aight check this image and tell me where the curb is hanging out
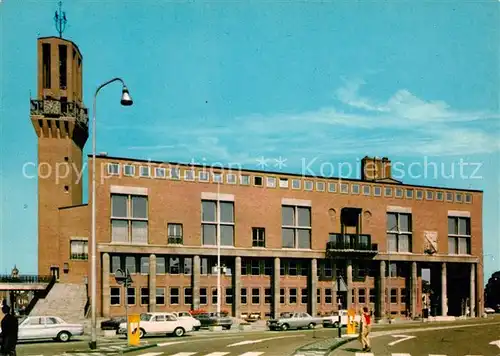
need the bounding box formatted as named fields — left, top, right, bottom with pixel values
left=64, top=343, right=156, bottom=354
left=292, top=336, right=357, bottom=356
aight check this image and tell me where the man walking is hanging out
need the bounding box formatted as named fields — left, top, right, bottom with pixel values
left=359, top=306, right=372, bottom=352
left=0, top=304, right=18, bottom=356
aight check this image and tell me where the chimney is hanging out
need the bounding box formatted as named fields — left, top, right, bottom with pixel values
left=361, top=156, right=392, bottom=181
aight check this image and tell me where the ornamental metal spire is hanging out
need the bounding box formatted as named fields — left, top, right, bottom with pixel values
left=54, top=1, right=67, bottom=38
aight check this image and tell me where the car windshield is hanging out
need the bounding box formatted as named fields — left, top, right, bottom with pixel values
left=140, top=313, right=152, bottom=321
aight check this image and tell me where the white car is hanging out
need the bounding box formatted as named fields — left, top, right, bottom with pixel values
left=172, top=311, right=201, bottom=331
left=484, top=307, right=496, bottom=314
left=118, top=312, right=193, bottom=338
left=0, top=316, right=84, bottom=342
left=322, top=310, right=361, bottom=328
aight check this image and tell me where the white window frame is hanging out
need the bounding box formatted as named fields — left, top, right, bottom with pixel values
left=201, top=199, right=235, bottom=247
left=455, top=192, right=463, bottom=203
left=384, top=187, right=393, bottom=197
left=123, top=165, right=135, bottom=176
left=279, top=178, right=289, bottom=188
left=328, top=182, right=337, bottom=193
left=362, top=185, right=371, bottom=196
left=291, top=179, right=301, bottom=190
left=156, top=287, right=165, bottom=305
left=416, top=190, right=424, bottom=200
left=436, top=191, right=444, bottom=201
left=226, top=173, right=237, bottom=184
left=406, top=189, right=414, bottom=199
left=127, top=287, right=136, bottom=305
left=448, top=216, right=471, bottom=255
left=110, top=287, right=120, bottom=305
left=351, top=184, right=360, bottom=194
left=140, top=287, right=149, bottom=305
left=465, top=193, right=472, bottom=204
left=155, top=167, right=166, bottom=178
left=212, top=172, right=223, bottom=183
left=184, top=287, right=192, bottom=305
left=386, top=212, right=412, bottom=253
left=316, top=181, right=325, bottom=191
left=199, top=171, right=209, bottom=182
left=170, top=167, right=180, bottom=180
left=281, top=205, right=312, bottom=249
left=373, top=186, right=382, bottom=196
left=70, top=239, right=88, bottom=260
left=184, top=169, right=195, bottom=181
left=426, top=191, right=434, bottom=200
left=167, top=223, right=183, bottom=244
left=139, top=166, right=151, bottom=177
left=240, top=175, right=250, bottom=185
left=445, top=192, right=454, bottom=202
left=340, top=183, right=349, bottom=194
left=266, top=176, right=276, bottom=188
left=251, top=288, right=260, bottom=305
left=107, top=163, right=120, bottom=175
left=253, top=176, right=263, bottom=186
left=304, top=180, right=313, bottom=191
left=110, top=194, right=149, bottom=244
left=395, top=188, right=403, bottom=198
left=170, top=287, right=180, bottom=305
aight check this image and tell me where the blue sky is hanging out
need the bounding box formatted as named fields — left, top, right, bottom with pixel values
left=0, top=1, right=498, bottom=281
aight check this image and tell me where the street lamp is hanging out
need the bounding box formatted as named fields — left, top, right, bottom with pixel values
left=89, top=78, right=133, bottom=350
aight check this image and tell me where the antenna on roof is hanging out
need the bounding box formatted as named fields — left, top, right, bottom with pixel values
left=54, top=1, right=67, bottom=38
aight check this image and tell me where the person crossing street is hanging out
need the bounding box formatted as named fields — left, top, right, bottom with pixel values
left=359, top=306, right=372, bottom=352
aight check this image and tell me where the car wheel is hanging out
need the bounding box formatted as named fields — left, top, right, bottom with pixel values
left=333, top=321, right=339, bottom=328
left=57, top=331, right=71, bottom=342
left=280, top=323, right=289, bottom=331
left=137, top=328, right=145, bottom=339
left=308, top=323, right=315, bottom=329
left=174, top=327, right=185, bottom=337
left=223, top=325, right=231, bottom=330
left=194, top=326, right=200, bottom=331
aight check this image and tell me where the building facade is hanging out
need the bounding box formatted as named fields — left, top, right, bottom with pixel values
left=30, top=35, right=484, bottom=321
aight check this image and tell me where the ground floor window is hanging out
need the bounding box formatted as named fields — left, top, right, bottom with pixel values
left=170, top=287, right=180, bottom=305
left=252, top=288, right=260, bottom=304
left=110, top=287, right=120, bottom=305
left=127, top=287, right=135, bottom=305
left=140, top=288, right=149, bottom=305
left=241, top=288, right=247, bottom=304
left=200, top=288, right=207, bottom=305
left=184, top=288, right=192, bottom=305
left=156, top=288, right=165, bottom=305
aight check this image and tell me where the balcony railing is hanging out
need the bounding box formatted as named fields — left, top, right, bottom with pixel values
left=70, top=253, right=89, bottom=260
left=30, top=99, right=89, bottom=127
left=0, top=274, right=55, bottom=284
left=326, top=234, right=378, bottom=253
left=168, top=236, right=183, bottom=244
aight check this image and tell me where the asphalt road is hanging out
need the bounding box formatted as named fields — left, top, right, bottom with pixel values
left=332, top=319, right=500, bottom=356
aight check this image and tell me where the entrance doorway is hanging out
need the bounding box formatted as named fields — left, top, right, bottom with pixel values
left=50, top=266, right=59, bottom=280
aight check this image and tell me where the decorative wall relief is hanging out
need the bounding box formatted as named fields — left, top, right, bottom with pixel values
left=424, top=231, right=438, bottom=254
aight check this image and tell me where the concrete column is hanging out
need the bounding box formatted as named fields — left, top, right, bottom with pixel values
left=441, top=262, right=447, bottom=316
left=273, top=257, right=280, bottom=318
left=309, top=259, right=318, bottom=316
left=233, top=257, right=241, bottom=318
left=411, top=261, right=417, bottom=319
left=377, top=260, right=386, bottom=319
left=347, top=259, right=353, bottom=309
left=102, top=253, right=110, bottom=317
left=192, top=255, right=201, bottom=310
left=470, top=263, right=476, bottom=317
left=149, top=254, right=156, bottom=312
left=332, top=262, right=337, bottom=311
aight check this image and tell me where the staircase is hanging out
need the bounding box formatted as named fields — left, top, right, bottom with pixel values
left=30, top=283, right=88, bottom=324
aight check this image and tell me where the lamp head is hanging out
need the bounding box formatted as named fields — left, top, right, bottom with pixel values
left=120, top=86, right=133, bottom=106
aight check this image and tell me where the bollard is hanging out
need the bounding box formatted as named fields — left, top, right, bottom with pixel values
left=337, top=315, right=342, bottom=338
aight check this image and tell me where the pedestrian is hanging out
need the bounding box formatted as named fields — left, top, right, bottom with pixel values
left=359, top=306, right=372, bottom=352
left=0, top=304, right=18, bottom=356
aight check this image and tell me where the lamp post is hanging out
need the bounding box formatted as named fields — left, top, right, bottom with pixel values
left=89, top=78, right=133, bottom=350
left=216, top=177, right=221, bottom=315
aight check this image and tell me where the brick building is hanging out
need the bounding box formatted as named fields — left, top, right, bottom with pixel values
left=30, top=35, right=484, bottom=321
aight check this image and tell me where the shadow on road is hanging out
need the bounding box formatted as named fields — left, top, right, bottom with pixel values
left=342, top=347, right=363, bottom=353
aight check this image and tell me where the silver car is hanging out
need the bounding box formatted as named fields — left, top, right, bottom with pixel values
left=0, top=316, right=84, bottom=342
left=267, top=312, right=323, bottom=331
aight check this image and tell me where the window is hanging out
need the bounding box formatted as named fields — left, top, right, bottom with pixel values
left=169, top=257, right=180, bottom=274
left=406, top=189, right=413, bottom=199
left=395, top=188, right=403, bottom=198
left=426, top=191, right=434, bottom=200
left=455, top=193, right=463, bottom=203
left=170, top=167, right=180, bottom=180
left=391, top=289, right=397, bottom=303
left=241, top=288, right=247, bottom=304
left=316, top=182, right=325, bottom=191
left=401, top=288, right=406, bottom=303
left=211, top=288, right=218, bottom=304
left=110, top=287, right=120, bottom=305
left=301, top=288, right=308, bottom=304
left=325, top=289, right=332, bottom=304
left=168, top=223, right=183, bottom=244
left=111, top=194, right=148, bottom=244
left=340, top=183, right=349, bottom=194
left=328, top=183, right=337, bottom=192
left=317, top=289, right=321, bottom=304
left=184, top=288, right=192, bottom=305
left=127, top=287, right=136, bottom=305
left=156, top=257, right=166, bottom=274
left=369, top=289, right=376, bottom=303
left=289, top=288, right=297, bottom=304
left=125, top=256, right=136, bottom=273
left=436, top=191, right=444, bottom=201
left=111, top=256, right=121, bottom=273
left=465, top=193, right=472, bottom=203
left=266, top=177, right=276, bottom=188
left=386, top=212, right=412, bottom=253
left=108, top=163, right=119, bottom=175
left=155, top=167, right=166, bottom=178
left=448, top=216, right=471, bottom=255
left=42, top=43, right=51, bottom=88
left=446, top=192, right=453, bottom=202
left=281, top=205, right=312, bottom=249
left=292, top=179, right=301, bottom=190
left=374, top=186, right=382, bottom=196
left=199, top=171, right=209, bottom=182
left=279, top=178, right=289, bottom=188
left=140, top=257, right=149, bottom=274
left=358, top=289, right=366, bottom=304
left=184, top=258, right=192, bottom=275
left=304, top=180, right=313, bottom=191
left=170, top=287, right=180, bottom=305
left=416, top=190, right=423, bottom=200
left=351, top=184, right=360, bottom=194
left=184, top=169, right=195, bottom=181
left=240, top=175, right=250, bottom=185
left=252, top=227, right=265, bottom=247
left=254, top=176, right=263, bottom=186
left=251, top=288, right=260, bottom=304
left=264, top=288, right=271, bottom=304
left=213, top=173, right=222, bottom=183
left=124, top=165, right=135, bottom=176
left=200, top=288, right=207, bottom=305
left=227, top=174, right=236, bottom=184
left=225, top=288, right=233, bottom=304
left=70, top=240, right=88, bottom=260
left=362, top=185, right=371, bottom=196
left=59, top=45, right=67, bottom=88
left=384, top=187, right=393, bottom=197
left=156, top=288, right=165, bottom=305
left=201, top=200, right=234, bottom=246
left=139, top=166, right=150, bottom=177
left=140, top=288, right=149, bottom=305
left=280, top=289, right=285, bottom=304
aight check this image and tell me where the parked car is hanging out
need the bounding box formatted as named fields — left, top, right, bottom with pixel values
left=322, top=310, right=361, bottom=328
left=484, top=307, right=496, bottom=314
left=118, top=312, right=193, bottom=338
left=267, top=312, right=323, bottom=331
left=0, top=316, right=84, bottom=342
left=193, top=312, right=233, bottom=329
left=100, top=316, right=126, bottom=331
left=171, top=311, right=201, bottom=331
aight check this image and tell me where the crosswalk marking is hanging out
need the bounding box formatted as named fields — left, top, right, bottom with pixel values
left=392, top=354, right=412, bottom=356
left=169, top=353, right=197, bottom=356
left=238, top=353, right=264, bottom=356
left=355, top=353, right=374, bottom=356
left=203, top=353, right=230, bottom=356
left=139, top=353, right=164, bottom=356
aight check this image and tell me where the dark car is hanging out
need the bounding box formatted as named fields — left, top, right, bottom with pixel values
left=100, top=316, right=126, bottom=331
left=193, top=312, right=233, bottom=330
